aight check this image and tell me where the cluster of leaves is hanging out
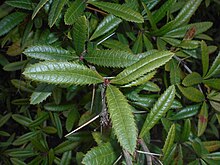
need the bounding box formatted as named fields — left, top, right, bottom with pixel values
left=0, top=0, right=220, bottom=164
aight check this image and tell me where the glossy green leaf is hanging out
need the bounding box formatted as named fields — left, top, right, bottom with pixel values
left=13, top=131, right=39, bottom=146
left=206, top=152, right=220, bottom=160
left=178, top=86, right=205, bottom=102
left=48, top=0, right=67, bottom=27
left=85, top=49, right=137, bottom=68
left=53, top=113, right=63, bottom=138
left=8, top=149, right=37, bottom=157
left=111, top=51, right=174, bottom=85
left=29, top=112, right=49, bottom=128
left=32, top=0, right=49, bottom=19
left=23, top=61, right=103, bottom=85
left=54, top=140, right=79, bottom=154
left=170, top=59, right=181, bottom=85
left=88, top=1, right=144, bottom=23
left=90, top=14, right=122, bottom=40
left=178, top=40, right=200, bottom=49
left=201, top=41, right=209, bottom=76
left=44, top=103, right=73, bottom=112
left=64, top=0, right=85, bottom=25
left=203, top=79, right=220, bottom=90
left=10, top=158, right=27, bottom=165
left=102, top=39, right=131, bottom=52
left=30, top=84, right=54, bottom=105
left=72, top=16, right=87, bottom=55
left=82, top=142, right=118, bottom=165
left=172, top=0, right=202, bottom=29
left=165, top=22, right=213, bottom=38
left=152, top=0, right=176, bottom=24
left=0, top=113, right=11, bottom=128
left=204, top=51, right=220, bottom=79
left=6, top=0, right=32, bottom=10
left=60, top=151, right=72, bottom=165
left=12, top=114, right=33, bottom=127
left=162, top=124, right=176, bottom=161
left=106, top=85, right=137, bottom=153
left=66, top=108, right=79, bottom=132
left=198, top=102, right=208, bottom=136
left=3, top=60, right=28, bottom=71
left=169, top=104, right=201, bottom=120
left=0, top=12, right=26, bottom=37
left=143, top=35, right=153, bottom=50
left=132, top=33, right=143, bottom=54
left=180, top=119, right=191, bottom=142
left=122, top=71, right=156, bottom=88
left=24, top=45, right=76, bottom=61
left=203, top=141, right=220, bottom=152
left=139, top=85, right=176, bottom=138
left=182, top=72, right=203, bottom=86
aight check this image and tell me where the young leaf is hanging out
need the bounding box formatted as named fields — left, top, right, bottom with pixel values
left=172, top=0, right=202, bottom=29
left=82, top=142, right=118, bottom=165
left=198, top=102, right=208, bottom=137
left=72, top=16, right=88, bottom=55
left=106, top=85, right=137, bottom=153
left=203, top=141, right=220, bottom=152
left=90, top=14, right=122, bottom=40
left=0, top=12, right=26, bottom=37
left=88, top=1, right=144, bottom=23
left=64, top=0, right=85, bottom=25
left=204, top=51, right=220, bottom=79
left=111, top=51, right=174, bottom=85
left=48, top=0, right=67, bottom=27
left=178, top=86, right=205, bottom=102
left=139, top=85, right=176, bottom=138
left=85, top=49, right=137, bottom=68
left=23, top=61, right=103, bottom=85
left=30, top=84, right=55, bottom=105
left=201, top=41, right=209, bottom=76
left=32, top=0, right=49, bottom=19
left=203, top=79, right=220, bottom=90
left=162, top=124, right=176, bottom=161
left=182, top=72, right=203, bottom=86
left=6, top=0, right=32, bottom=10
left=169, top=104, right=201, bottom=120
left=23, top=45, right=76, bottom=61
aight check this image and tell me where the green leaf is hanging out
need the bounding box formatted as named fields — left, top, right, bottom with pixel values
left=164, top=22, right=213, bottom=38
left=106, top=85, right=137, bottom=153
left=30, top=84, right=54, bottom=105
left=23, top=45, right=76, bottom=61
left=85, top=49, right=137, bottom=68
left=180, top=119, right=191, bottom=142
left=170, top=59, right=181, bottom=85
left=53, top=113, right=63, bottom=138
left=53, top=87, right=62, bottom=105
left=102, top=39, right=131, bottom=52
left=169, top=104, right=201, bottom=120
left=44, top=103, right=74, bottom=112
left=54, top=140, right=79, bottom=154
left=204, top=51, right=220, bottom=79
left=88, top=1, right=144, bottom=23
left=11, top=79, right=34, bottom=93
left=203, top=141, right=220, bottom=152
left=172, top=0, right=202, bottom=29
left=152, top=0, right=176, bottom=24
left=203, top=79, right=220, bottom=90
left=206, top=152, right=220, bottom=160
left=10, top=158, right=27, bottom=165
left=72, top=16, right=88, bottom=55
left=48, top=149, right=55, bottom=165
left=139, top=85, right=176, bottom=138
left=13, top=131, right=39, bottom=146
left=82, top=142, right=118, bottom=165
left=178, top=85, right=205, bottom=102
left=182, top=72, right=203, bottom=86
left=64, top=0, right=85, bottom=25
left=162, top=124, right=176, bottom=161
left=111, top=51, right=174, bottom=85
left=201, top=41, right=209, bottom=76
left=6, top=0, right=32, bottom=10
left=3, top=60, right=28, bottom=71
left=42, top=126, right=57, bottom=134
left=32, top=0, right=49, bottom=19
left=90, top=14, right=122, bottom=40
left=0, top=113, right=11, bottom=128
left=198, top=102, right=208, bottom=136
left=48, top=0, right=67, bottom=27
left=0, top=12, right=26, bottom=37
left=143, top=35, right=153, bottom=50
left=66, top=108, right=79, bottom=132
left=132, top=33, right=143, bottom=54
left=29, top=112, right=49, bottom=128
left=122, top=71, right=156, bottom=88
left=8, top=149, right=37, bottom=158
left=12, top=114, right=33, bottom=127
left=60, top=151, right=72, bottom=165
left=23, top=61, right=103, bottom=85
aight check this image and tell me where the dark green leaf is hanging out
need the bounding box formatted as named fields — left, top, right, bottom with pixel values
left=12, top=114, right=33, bottom=127
left=32, top=0, right=49, bottom=19
left=44, top=103, right=74, bottom=112
left=203, top=79, right=220, bottom=90
left=170, top=59, right=181, bottom=85
left=53, top=113, right=63, bottom=138
left=0, top=113, right=11, bottom=128
left=60, top=151, right=72, bottom=165
left=54, top=140, right=79, bottom=154
left=66, top=108, right=79, bottom=132
left=182, top=72, right=203, bottom=86
left=29, top=112, right=49, bottom=127
left=13, top=131, right=40, bottom=146
left=180, top=119, right=191, bottom=142
left=6, top=0, right=32, bottom=10
left=3, top=60, right=28, bottom=71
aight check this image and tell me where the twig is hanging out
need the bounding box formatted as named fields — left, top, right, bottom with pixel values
left=113, top=154, right=122, bottom=165
left=97, top=33, right=115, bottom=45
left=136, top=150, right=162, bottom=157
left=86, top=6, right=107, bottom=15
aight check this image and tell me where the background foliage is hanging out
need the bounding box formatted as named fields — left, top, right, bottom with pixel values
left=0, top=0, right=220, bottom=164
